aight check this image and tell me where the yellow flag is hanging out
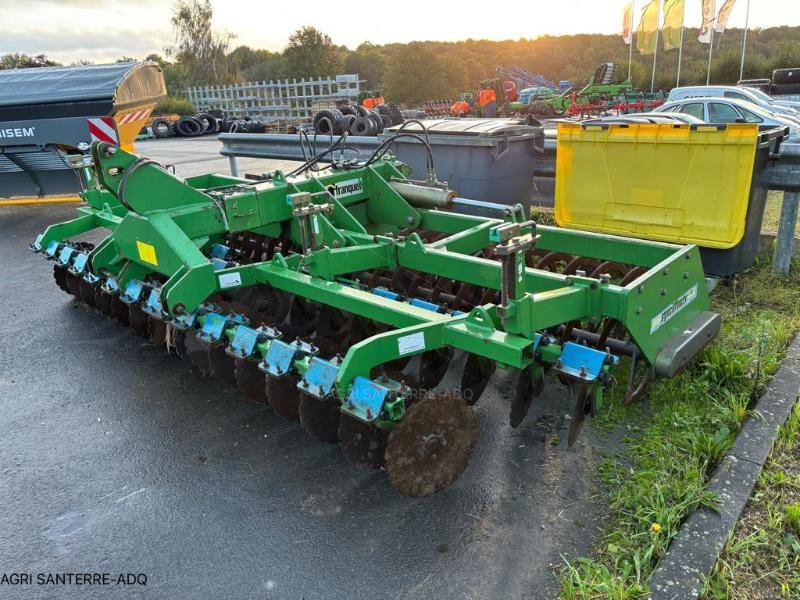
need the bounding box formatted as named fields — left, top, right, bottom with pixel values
left=637, top=0, right=660, bottom=55
left=662, top=0, right=685, bottom=51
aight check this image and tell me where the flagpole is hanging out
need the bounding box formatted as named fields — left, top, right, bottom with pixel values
left=676, top=1, right=685, bottom=87
left=628, top=1, right=635, bottom=81
left=706, top=0, right=717, bottom=85
left=651, top=0, right=662, bottom=93
left=739, top=0, right=751, bottom=81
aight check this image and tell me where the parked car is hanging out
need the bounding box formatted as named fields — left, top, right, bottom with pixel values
left=739, top=85, right=800, bottom=112
left=654, top=98, right=800, bottom=141
left=667, top=85, right=800, bottom=118
left=581, top=112, right=706, bottom=125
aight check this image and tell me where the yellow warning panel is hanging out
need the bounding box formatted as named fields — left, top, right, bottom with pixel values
left=554, top=123, right=760, bottom=249
left=136, top=240, right=158, bottom=266
left=114, top=103, right=156, bottom=152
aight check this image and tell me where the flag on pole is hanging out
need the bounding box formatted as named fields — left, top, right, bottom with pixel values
left=637, top=0, right=660, bottom=55
left=699, top=0, right=715, bottom=43
left=662, top=0, right=685, bottom=50
left=622, top=2, right=634, bottom=45
left=715, top=0, right=738, bottom=33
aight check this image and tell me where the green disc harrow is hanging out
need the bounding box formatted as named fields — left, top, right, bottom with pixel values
left=32, top=141, right=720, bottom=496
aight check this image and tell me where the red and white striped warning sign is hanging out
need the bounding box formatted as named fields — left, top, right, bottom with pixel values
left=87, top=117, right=118, bottom=144
left=117, top=108, right=151, bottom=125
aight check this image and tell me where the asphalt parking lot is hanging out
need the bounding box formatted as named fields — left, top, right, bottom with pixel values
left=0, top=137, right=610, bottom=599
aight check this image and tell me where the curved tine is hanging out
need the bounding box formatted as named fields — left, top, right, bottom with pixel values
left=563, top=255, right=600, bottom=276
left=479, top=287, right=498, bottom=305
left=620, top=266, right=648, bottom=286
left=453, top=282, right=478, bottom=311
left=536, top=251, right=572, bottom=272
left=589, top=261, right=631, bottom=280
left=624, top=353, right=652, bottom=405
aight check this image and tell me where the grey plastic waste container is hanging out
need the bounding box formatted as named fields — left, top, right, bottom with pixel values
left=380, top=118, right=544, bottom=215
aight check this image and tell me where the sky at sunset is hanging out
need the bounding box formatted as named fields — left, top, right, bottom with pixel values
left=0, top=0, right=797, bottom=64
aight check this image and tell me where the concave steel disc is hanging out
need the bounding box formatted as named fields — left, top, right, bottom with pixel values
left=94, top=287, right=115, bottom=317
left=184, top=332, right=212, bottom=375
left=266, top=374, right=301, bottom=421
left=147, top=316, right=168, bottom=347
left=128, top=304, right=149, bottom=336
left=208, top=342, right=237, bottom=385
left=234, top=358, right=268, bottom=404
left=339, top=413, right=388, bottom=470
left=111, top=297, right=131, bottom=326
left=385, top=392, right=477, bottom=497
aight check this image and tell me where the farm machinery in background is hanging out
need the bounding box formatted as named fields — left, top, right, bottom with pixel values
left=444, top=64, right=664, bottom=120
left=515, top=64, right=664, bottom=118
left=32, top=131, right=719, bottom=496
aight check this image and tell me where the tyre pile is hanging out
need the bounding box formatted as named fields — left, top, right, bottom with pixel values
left=311, top=102, right=404, bottom=136
left=151, top=111, right=267, bottom=139
left=772, top=69, right=800, bottom=96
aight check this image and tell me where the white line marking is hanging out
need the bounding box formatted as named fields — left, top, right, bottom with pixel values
left=115, top=487, right=146, bottom=503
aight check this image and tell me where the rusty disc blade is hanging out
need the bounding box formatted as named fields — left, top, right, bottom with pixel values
left=266, top=374, right=300, bottom=421
left=78, top=279, right=97, bottom=308
left=460, top=354, right=496, bottom=406
left=111, top=297, right=131, bottom=326
left=53, top=266, right=69, bottom=293
left=128, top=304, right=149, bottom=336
left=208, top=342, right=237, bottom=385
left=234, top=359, right=267, bottom=404
left=184, top=332, right=212, bottom=376
left=94, top=288, right=115, bottom=317
left=147, top=316, right=168, bottom=347
left=385, top=392, right=477, bottom=497
left=339, top=413, right=387, bottom=470
left=299, top=391, right=341, bottom=443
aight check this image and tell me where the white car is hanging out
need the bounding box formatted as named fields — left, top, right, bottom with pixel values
left=654, top=98, right=800, bottom=141
left=667, top=85, right=800, bottom=119
left=739, top=85, right=800, bottom=113
left=581, top=112, right=706, bottom=125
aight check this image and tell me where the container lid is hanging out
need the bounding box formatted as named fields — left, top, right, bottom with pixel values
left=0, top=62, right=167, bottom=110
left=385, top=118, right=542, bottom=138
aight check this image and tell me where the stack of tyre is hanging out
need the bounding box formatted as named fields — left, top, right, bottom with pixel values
left=772, top=69, right=800, bottom=96
left=312, top=102, right=404, bottom=137
left=151, top=112, right=266, bottom=138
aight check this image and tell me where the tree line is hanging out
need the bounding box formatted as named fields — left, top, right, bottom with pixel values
left=2, top=0, right=799, bottom=107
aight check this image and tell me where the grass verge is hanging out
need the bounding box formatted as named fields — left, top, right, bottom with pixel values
left=700, top=398, right=800, bottom=599
left=558, top=255, right=800, bottom=599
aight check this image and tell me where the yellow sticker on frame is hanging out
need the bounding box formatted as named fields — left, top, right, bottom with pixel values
left=136, top=241, right=158, bottom=266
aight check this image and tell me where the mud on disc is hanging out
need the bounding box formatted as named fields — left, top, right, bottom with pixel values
left=339, top=413, right=388, bottom=470
left=111, top=297, right=131, bottom=326
left=168, top=326, right=188, bottom=357
left=266, top=374, right=300, bottom=421
left=53, top=266, right=69, bottom=293
left=299, top=391, right=340, bottom=443
left=147, top=316, right=168, bottom=347
left=385, top=392, right=477, bottom=497
left=78, top=279, right=97, bottom=308
left=128, top=304, right=149, bottom=336
left=208, top=342, right=237, bottom=385
left=184, top=332, right=212, bottom=375
left=94, top=287, right=115, bottom=317
left=234, top=358, right=267, bottom=404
